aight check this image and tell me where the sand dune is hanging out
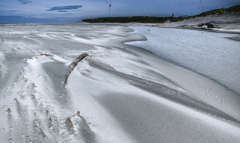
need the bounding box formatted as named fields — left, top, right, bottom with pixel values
left=0, top=24, right=240, bottom=143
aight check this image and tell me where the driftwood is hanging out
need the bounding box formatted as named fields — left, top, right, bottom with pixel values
left=65, top=52, right=89, bottom=84
left=69, top=111, right=80, bottom=128
left=39, top=53, right=51, bottom=56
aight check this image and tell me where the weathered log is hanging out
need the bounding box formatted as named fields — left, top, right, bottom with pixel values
left=65, top=52, right=89, bottom=84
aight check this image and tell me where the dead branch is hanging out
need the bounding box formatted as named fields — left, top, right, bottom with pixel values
left=65, top=52, right=88, bottom=84
left=39, top=53, right=51, bottom=56
left=69, top=111, right=81, bottom=128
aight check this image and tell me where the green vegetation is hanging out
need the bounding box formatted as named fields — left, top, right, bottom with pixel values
left=192, top=4, right=240, bottom=18
left=82, top=4, right=240, bottom=23
left=82, top=16, right=183, bottom=23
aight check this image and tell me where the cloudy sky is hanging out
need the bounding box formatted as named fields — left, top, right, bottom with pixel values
left=0, top=0, right=239, bottom=24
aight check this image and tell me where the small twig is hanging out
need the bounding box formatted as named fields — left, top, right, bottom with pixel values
left=38, top=53, right=51, bottom=56
left=65, top=52, right=88, bottom=84
left=69, top=111, right=80, bottom=128
left=69, top=117, right=74, bottom=127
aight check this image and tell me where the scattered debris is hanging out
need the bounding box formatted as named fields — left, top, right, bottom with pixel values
left=65, top=52, right=89, bottom=84
left=26, top=53, right=51, bottom=63
left=38, top=53, right=51, bottom=56
left=69, top=111, right=80, bottom=128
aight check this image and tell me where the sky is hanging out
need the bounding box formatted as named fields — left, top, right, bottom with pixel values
left=0, top=0, right=240, bottom=24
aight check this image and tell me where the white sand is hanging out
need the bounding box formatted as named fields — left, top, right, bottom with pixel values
left=0, top=24, right=240, bottom=143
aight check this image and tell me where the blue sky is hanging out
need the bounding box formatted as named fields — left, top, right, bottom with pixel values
left=0, top=0, right=240, bottom=24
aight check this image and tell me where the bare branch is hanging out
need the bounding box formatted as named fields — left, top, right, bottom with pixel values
left=65, top=52, right=89, bottom=84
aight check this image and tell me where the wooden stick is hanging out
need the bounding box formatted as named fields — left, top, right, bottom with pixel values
left=65, top=52, right=88, bottom=84
left=69, top=111, right=81, bottom=128
left=69, top=117, right=74, bottom=127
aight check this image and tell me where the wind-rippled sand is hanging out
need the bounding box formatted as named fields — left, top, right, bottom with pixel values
left=0, top=24, right=240, bottom=143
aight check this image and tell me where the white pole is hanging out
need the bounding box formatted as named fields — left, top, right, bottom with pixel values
left=109, top=6, right=111, bottom=16
left=198, top=0, right=202, bottom=14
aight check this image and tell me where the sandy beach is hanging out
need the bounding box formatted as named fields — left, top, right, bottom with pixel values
left=0, top=23, right=240, bottom=143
